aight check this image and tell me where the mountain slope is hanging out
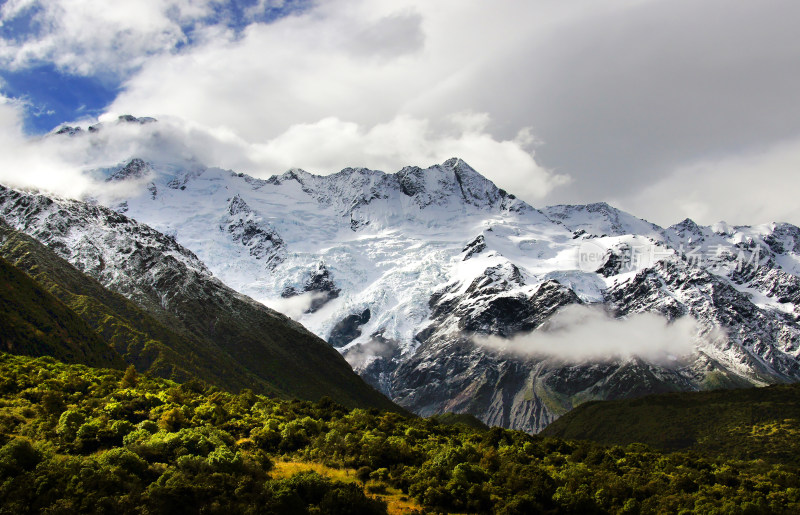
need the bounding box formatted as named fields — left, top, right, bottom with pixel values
left=0, top=186, right=397, bottom=411
left=542, top=202, right=664, bottom=239
left=0, top=254, right=124, bottom=369
left=541, top=382, right=800, bottom=465
left=0, top=222, right=267, bottom=388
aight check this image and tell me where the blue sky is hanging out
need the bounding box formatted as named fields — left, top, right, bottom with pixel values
left=0, top=64, right=118, bottom=132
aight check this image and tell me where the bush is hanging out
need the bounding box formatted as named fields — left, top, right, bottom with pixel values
left=56, top=409, right=84, bottom=441
left=356, top=465, right=372, bottom=483
left=0, top=438, right=41, bottom=476
left=366, top=481, right=389, bottom=494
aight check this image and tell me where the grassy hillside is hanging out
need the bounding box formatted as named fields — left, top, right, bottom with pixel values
left=541, top=383, right=800, bottom=465
left=0, top=226, right=262, bottom=389
left=0, top=255, right=125, bottom=369
left=0, top=223, right=396, bottom=411
left=1, top=352, right=799, bottom=514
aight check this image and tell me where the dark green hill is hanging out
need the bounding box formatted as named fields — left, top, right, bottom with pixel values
left=0, top=225, right=258, bottom=389
left=541, top=383, right=800, bottom=465
left=0, top=255, right=125, bottom=369
left=0, top=222, right=397, bottom=411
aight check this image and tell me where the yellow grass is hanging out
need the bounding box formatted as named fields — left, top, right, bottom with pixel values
left=271, top=461, right=356, bottom=482
left=271, top=460, right=423, bottom=514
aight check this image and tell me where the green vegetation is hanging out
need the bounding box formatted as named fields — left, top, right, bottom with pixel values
left=2, top=353, right=799, bottom=514
left=431, top=412, right=489, bottom=430
left=0, top=255, right=125, bottom=369
left=0, top=223, right=396, bottom=411
left=542, top=383, right=800, bottom=465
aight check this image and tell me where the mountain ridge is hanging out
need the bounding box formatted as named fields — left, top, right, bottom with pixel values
left=541, top=381, right=800, bottom=465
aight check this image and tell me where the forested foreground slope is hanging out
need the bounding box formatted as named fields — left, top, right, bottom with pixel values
left=1, top=353, right=799, bottom=514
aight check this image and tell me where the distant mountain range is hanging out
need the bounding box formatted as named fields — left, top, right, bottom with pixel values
left=1, top=117, right=799, bottom=431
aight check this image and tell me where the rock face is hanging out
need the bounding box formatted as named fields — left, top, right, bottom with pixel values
left=4, top=145, right=800, bottom=432
left=107, top=158, right=152, bottom=182
left=281, top=262, right=341, bottom=313
left=223, top=194, right=285, bottom=268
left=329, top=309, right=371, bottom=348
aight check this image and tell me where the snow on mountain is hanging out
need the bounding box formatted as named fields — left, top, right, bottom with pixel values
left=98, top=158, right=583, bottom=357
left=543, top=202, right=665, bottom=240
left=3, top=136, right=800, bottom=431
left=663, top=219, right=800, bottom=315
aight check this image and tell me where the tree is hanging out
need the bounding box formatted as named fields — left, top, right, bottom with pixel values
left=121, top=365, right=138, bottom=388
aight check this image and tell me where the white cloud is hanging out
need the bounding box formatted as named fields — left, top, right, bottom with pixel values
left=622, top=136, right=800, bottom=226
left=89, top=0, right=578, bottom=200
left=262, top=291, right=327, bottom=320
left=0, top=96, right=94, bottom=198
left=104, top=0, right=627, bottom=144
left=247, top=113, right=567, bottom=200
left=343, top=338, right=397, bottom=370
left=475, top=304, right=705, bottom=364
left=0, top=0, right=220, bottom=75
left=0, top=108, right=566, bottom=203
left=0, top=98, right=185, bottom=201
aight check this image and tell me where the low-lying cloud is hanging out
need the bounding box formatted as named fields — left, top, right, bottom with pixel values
left=344, top=338, right=397, bottom=370
left=475, top=304, right=709, bottom=364
left=263, top=291, right=328, bottom=321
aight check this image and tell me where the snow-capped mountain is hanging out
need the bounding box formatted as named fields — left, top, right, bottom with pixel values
left=3, top=125, right=800, bottom=430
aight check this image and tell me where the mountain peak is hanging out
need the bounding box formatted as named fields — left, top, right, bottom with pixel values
left=668, top=218, right=703, bottom=236
left=392, top=158, right=525, bottom=212
left=256, top=159, right=528, bottom=216
left=441, top=156, right=477, bottom=174
left=107, top=158, right=152, bottom=182
left=54, top=115, right=158, bottom=137
left=274, top=168, right=313, bottom=184
left=543, top=202, right=663, bottom=237
left=116, top=114, right=157, bottom=125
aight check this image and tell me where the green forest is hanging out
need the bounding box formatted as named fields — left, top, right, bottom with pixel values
left=1, top=353, right=799, bottom=514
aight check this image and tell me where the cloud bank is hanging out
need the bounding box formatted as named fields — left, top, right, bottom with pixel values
left=622, top=136, right=800, bottom=226
left=475, top=305, right=706, bottom=364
